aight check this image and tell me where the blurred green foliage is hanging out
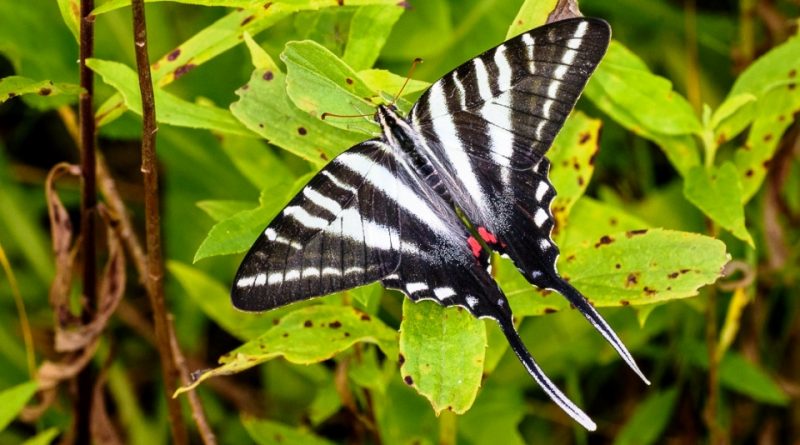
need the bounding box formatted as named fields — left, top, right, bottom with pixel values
left=1, top=0, right=799, bottom=444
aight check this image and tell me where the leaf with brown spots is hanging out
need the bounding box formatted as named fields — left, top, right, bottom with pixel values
left=548, top=112, right=601, bottom=229
left=399, top=299, right=485, bottom=415
left=175, top=305, right=398, bottom=396
left=0, top=76, right=82, bottom=105
left=501, top=229, right=728, bottom=315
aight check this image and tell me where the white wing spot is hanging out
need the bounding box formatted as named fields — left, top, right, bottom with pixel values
left=539, top=239, right=551, bottom=250
left=434, top=287, right=457, bottom=300
left=322, top=267, right=341, bottom=277
left=522, top=33, right=535, bottom=60
left=267, top=272, right=283, bottom=285
left=406, top=282, right=428, bottom=294
left=345, top=266, right=364, bottom=275
left=465, top=296, right=479, bottom=308
left=547, top=80, right=561, bottom=99
left=575, top=21, right=589, bottom=39
left=265, top=228, right=277, bottom=240
left=284, top=270, right=300, bottom=281
left=534, top=208, right=549, bottom=228
left=303, top=267, right=320, bottom=278
left=237, top=276, right=255, bottom=288
left=255, top=273, right=267, bottom=286
left=535, top=181, right=549, bottom=201
left=531, top=270, right=543, bottom=279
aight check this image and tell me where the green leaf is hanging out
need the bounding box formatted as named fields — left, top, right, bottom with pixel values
left=231, top=65, right=363, bottom=167
left=194, top=200, right=272, bottom=261
left=177, top=305, right=399, bottom=394
left=614, top=388, right=678, bottom=445
left=283, top=40, right=379, bottom=134
left=196, top=200, right=256, bottom=222
left=87, top=58, right=252, bottom=136
left=0, top=76, right=82, bottom=105
left=586, top=42, right=702, bottom=176
left=458, top=384, right=526, bottom=445
left=589, top=42, right=702, bottom=136
left=0, top=380, right=38, bottom=431
left=343, top=5, right=405, bottom=71
left=219, top=134, right=296, bottom=191
left=505, top=0, right=555, bottom=38
left=735, top=86, right=798, bottom=202
left=308, top=381, right=342, bottom=426
left=399, top=300, right=486, bottom=415
left=502, top=229, right=728, bottom=316
left=710, top=93, right=756, bottom=143
left=242, top=417, right=336, bottom=445
left=20, top=428, right=60, bottom=445
left=169, top=261, right=284, bottom=340
left=728, top=34, right=800, bottom=99
left=684, top=341, right=789, bottom=405
left=357, top=69, right=430, bottom=102
left=560, top=198, right=650, bottom=248
left=55, top=0, right=79, bottom=41
left=548, top=112, right=602, bottom=227
left=683, top=163, right=753, bottom=246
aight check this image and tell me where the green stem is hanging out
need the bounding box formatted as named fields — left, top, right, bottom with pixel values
left=438, top=410, right=458, bottom=445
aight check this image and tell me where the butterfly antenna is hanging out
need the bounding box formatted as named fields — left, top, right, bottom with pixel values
left=391, top=57, right=423, bottom=105
left=496, top=316, right=597, bottom=431
left=551, top=279, right=651, bottom=386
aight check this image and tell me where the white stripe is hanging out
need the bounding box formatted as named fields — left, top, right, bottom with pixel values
left=534, top=208, right=548, bottom=227
left=425, top=83, right=488, bottom=211
left=335, top=208, right=398, bottom=251
left=494, top=44, right=512, bottom=91
left=575, top=21, right=589, bottom=39
left=542, top=100, right=554, bottom=119
left=554, top=64, right=569, bottom=80
left=303, top=187, right=342, bottom=215
left=482, top=93, right=514, bottom=172
left=522, top=33, right=534, bottom=60
left=406, top=282, right=428, bottom=294
left=536, top=120, right=547, bottom=140
left=284, top=206, right=328, bottom=230
left=561, top=49, right=578, bottom=65
left=303, top=267, right=320, bottom=278
left=322, top=267, right=341, bottom=277
left=451, top=73, right=467, bottom=110
left=345, top=266, right=364, bottom=275
left=275, top=236, right=302, bottom=250
left=321, top=170, right=358, bottom=194
left=472, top=58, right=493, bottom=101
left=547, top=80, right=561, bottom=100
left=255, top=273, right=267, bottom=286
left=284, top=270, right=300, bottom=281
left=236, top=276, right=255, bottom=288
left=535, top=181, right=549, bottom=201
left=434, top=287, right=457, bottom=300
left=268, top=272, right=283, bottom=285
left=335, top=151, right=451, bottom=234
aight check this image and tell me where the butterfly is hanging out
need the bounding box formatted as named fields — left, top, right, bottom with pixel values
left=231, top=17, right=648, bottom=431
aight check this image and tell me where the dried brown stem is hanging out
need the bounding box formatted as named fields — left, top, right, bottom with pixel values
left=169, top=315, right=217, bottom=445
left=130, top=0, right=188, bottom=443
left=76, top=1, right=97, bottom=441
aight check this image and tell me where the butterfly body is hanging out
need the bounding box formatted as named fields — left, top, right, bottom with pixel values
left=232, top=18, right=647, bottom=431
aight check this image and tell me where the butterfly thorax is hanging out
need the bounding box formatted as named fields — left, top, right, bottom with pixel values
left=375, top=104, right=452, bottom=202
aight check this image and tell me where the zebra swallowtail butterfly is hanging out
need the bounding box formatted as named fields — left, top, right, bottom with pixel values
left=232, top=17, right=648, bottom=430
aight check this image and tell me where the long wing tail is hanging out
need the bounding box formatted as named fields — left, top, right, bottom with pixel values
left=496, top=315, right=597, bottom=431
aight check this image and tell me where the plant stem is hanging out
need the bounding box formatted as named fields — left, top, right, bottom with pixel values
left=438, top=410, right=457, bottom=445
left=130, top=0, right=189, bottom=443
left=76, top=1, right=97, bottom=443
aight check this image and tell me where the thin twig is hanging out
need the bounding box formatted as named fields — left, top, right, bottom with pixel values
left=169, top=314, right=217, bottom=445
left=130, top=0, right=188, bottom=443
left=77, top=1, right=97, bottom=443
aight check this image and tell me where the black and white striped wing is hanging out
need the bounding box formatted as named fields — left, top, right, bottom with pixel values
left=232, top=141, right=402, bottom=311
left=407, top=18, right=649, bottom=384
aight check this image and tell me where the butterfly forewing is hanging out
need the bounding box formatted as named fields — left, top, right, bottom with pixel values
left=232, top=141, right=401, bottom=311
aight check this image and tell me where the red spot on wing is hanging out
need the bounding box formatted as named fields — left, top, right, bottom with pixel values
left=477, top=227, right=497, bottom=244
left=467, top=236, right=482, bottom=258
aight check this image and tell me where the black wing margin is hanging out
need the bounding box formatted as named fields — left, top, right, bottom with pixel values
left=232, top=141, right=401, bottom=312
